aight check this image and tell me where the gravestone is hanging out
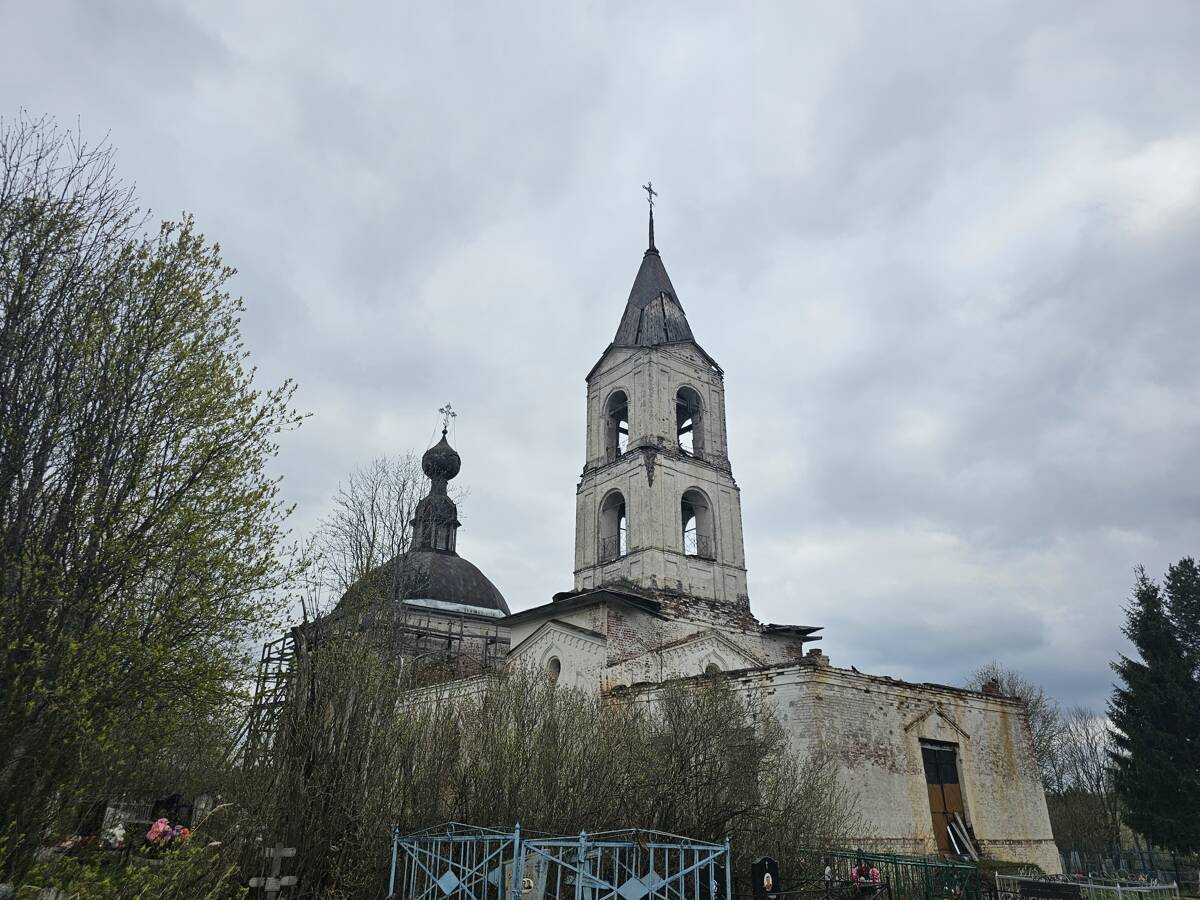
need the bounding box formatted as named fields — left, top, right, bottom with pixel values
left=752, top=856, right=781, bottom=900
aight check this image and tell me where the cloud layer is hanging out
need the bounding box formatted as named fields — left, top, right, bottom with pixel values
left=4, top=0, right=1199, bottom=710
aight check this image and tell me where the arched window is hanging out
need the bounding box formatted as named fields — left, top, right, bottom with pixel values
left=676, top=386, right=704, bottom=456
left=681, top=488, right=714, bottom=559
left=604, top=390, right=629, bottom=460
left=704, top=662, right=722, bottom=676
left=546, top=656, right=561, bottom=682
left=599, top=490, right=627, bottom=562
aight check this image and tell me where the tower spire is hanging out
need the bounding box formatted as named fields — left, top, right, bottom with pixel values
left=642, top=180, right=658, bottom=252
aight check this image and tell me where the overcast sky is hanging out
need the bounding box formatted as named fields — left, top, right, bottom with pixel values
left=5, top=1, right=1199, bottom=711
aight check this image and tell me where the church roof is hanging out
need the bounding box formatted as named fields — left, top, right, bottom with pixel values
left=612, top=246, right=695, bottom=348
left=395, top=549, right=509, bottom=613
left=335, top=549, right=509, bottom=617
left=502, top=587, right=665, bottom=627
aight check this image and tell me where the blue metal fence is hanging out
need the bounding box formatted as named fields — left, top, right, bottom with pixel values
left=389, top=823, right=732, bottom=899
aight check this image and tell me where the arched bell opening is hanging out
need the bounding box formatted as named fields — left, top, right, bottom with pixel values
left=675, top=386, right=704, bottom=457
left=599, top=490, right=628, bottom=563
left=604, top=390, right=630, bottom=460
left=681, top=488, right=714, bottom=559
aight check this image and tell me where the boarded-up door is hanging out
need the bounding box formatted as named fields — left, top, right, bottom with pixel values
left=922, top=741, right=964, bottom=853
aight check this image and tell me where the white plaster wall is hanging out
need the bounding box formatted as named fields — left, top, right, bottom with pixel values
left=750, top=666, right=1061, bottom=872
left=505, top=621, right=607, bottom=694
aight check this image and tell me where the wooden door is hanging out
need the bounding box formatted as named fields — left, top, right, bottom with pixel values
left=922, top=742, right=964, bottom=853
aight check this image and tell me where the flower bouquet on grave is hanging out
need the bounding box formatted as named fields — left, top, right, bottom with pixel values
left=851, top=864, right=883, bottom=891
left=142, top=818, right=191, bottom=857
left=100, top=822, right=127, bottom=849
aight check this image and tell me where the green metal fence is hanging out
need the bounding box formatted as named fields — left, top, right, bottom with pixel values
left=793, top=848, right=981, bottom=900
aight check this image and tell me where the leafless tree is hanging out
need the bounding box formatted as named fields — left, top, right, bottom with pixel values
left=966, top=661, right=1064, bottom=788
left=962, top=664, right=1123, bottom=855
left=315, top=453, right=426, bottom=600
left=1045, top=707, right=1122, bottom=855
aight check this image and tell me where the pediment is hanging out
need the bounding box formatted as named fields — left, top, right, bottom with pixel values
left=661, top=629, right=763, bottom=671
left=903, top=704, right=971, bottom=741
left=507, top=618, right=607, bottom=662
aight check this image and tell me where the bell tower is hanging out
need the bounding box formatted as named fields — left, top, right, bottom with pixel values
left=573, top=194, right=749, bottom=610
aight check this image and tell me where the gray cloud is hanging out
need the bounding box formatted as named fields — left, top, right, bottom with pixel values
left=4, top=0, right=1199, bottom=712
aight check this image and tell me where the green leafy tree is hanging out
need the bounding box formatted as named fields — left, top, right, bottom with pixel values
left=1109, top=560, right=1200, bottom=853
left=0, top=115, right=301, bottom=878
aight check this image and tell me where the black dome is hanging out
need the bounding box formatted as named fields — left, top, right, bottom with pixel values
left=398, top=549, right=509, bottom=613
left=337, top=548, right=509, bottom=616
left=422, top=431, right=461, bottom=480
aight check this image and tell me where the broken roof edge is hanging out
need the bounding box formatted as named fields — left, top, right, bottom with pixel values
left=609, top=661, right=1032, bottom=708
left=742, top=660, right=1032, bottom=704
left=762, top=623, right=823, bottom=637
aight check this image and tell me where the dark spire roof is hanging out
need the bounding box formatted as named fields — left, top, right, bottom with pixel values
left=612, top=216, right=695, bottom=348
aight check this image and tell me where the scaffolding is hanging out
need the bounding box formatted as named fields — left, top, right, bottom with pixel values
left=240, top=604, right=508, bottom=767
left=240, top=628, right=298, bottom=766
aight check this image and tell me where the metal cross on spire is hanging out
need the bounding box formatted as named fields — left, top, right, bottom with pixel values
left=438, top=402, right=456, bottom=434
left=642, top=181, right=658, bottom=251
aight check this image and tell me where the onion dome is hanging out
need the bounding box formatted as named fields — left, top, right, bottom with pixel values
left=421, top=429, right=461, bottom=481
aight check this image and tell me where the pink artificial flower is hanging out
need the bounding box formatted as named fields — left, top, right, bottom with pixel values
left=146, top=818, right=172, bottom=843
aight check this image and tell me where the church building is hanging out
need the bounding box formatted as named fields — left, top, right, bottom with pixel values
left=488, top=206, right=1061, bottom=871
left=255, top=201, right=1061, bottom=871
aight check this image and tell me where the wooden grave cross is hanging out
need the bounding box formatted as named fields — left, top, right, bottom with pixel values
left=249, top=844, right=298, bottom=897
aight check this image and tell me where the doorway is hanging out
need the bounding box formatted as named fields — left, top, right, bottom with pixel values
left=922, top=741, right=966, bottom=854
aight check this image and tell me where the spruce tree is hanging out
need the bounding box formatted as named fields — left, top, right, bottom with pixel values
left=1108, top=560, right=1200, bottom=852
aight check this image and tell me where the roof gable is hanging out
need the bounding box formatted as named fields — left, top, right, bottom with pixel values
left=507, top=618, right=607, bottom=661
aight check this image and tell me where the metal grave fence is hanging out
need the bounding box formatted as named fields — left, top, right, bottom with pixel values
left=388, top=823, right=731, bottom=899
left=794, top=848, right=981, bottom=900
left=995, top=875, right=1180, bottom=900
